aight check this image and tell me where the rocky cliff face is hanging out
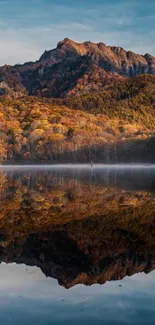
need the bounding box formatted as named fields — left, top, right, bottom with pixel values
left=40, top=38, right=155, bottom=76
left=0, top=38, right=155, bottom=98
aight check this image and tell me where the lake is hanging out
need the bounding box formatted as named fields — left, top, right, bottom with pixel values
left=0, top=165, right=155, bottom=324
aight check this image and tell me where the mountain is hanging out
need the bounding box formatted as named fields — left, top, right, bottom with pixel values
left=0, top=40, right=155, bottom=163
left=0, top=38, right=155, bottom=98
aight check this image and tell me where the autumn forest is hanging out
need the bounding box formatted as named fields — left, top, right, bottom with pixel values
left=1, top=39, right=155, bottom=163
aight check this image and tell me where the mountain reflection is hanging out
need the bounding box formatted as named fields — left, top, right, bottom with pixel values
left=0, top=166, right=155, bottom=288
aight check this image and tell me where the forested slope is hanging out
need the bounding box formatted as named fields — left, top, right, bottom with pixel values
left=0, top=75, right=155, bottom=163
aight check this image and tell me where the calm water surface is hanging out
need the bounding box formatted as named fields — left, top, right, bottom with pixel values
left=0, top=165, right=155, bottom=324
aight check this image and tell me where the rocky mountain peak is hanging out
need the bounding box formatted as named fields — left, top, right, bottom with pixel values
left=1, top=38, right=155, bottom=99
left=57, top=37, right=75, bottom=49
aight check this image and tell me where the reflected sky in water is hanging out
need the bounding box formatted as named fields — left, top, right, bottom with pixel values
left=0, top=263, right=155, bottom=325
left=0, top=165, right=155, bottom=324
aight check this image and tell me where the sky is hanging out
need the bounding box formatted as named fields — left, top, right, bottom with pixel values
left=0, top=0, right=155, bottom=65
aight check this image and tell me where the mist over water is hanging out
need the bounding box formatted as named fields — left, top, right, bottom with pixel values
left=0, top=165, right=155, bottom=324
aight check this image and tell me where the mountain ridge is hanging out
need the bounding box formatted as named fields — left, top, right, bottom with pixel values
left=0, top=38, right=155, bottom=99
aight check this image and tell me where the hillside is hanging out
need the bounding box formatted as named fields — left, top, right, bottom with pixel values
left=0, top=75, right=155, bottom=163
left=0, top=38, right=155, bottom=99
left=66, top=74, right=155, bottom=119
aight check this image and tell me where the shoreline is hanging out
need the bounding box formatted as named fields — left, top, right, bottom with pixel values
left=0, top=163, right=155, bottom=169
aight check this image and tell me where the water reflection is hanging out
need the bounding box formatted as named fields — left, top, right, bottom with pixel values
left=0, top=166, right=155, bottom=289
left=1, top=166, right=155, bottom=323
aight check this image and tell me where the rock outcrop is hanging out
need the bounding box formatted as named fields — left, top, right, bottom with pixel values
left=0, top=38, right=155, bottom=98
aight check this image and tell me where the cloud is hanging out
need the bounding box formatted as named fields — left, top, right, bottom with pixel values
left=0, top=0, right=155, bottom=65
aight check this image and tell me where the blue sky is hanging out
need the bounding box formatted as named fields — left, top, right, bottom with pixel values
left=0, top=0, right=155, bottom=64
